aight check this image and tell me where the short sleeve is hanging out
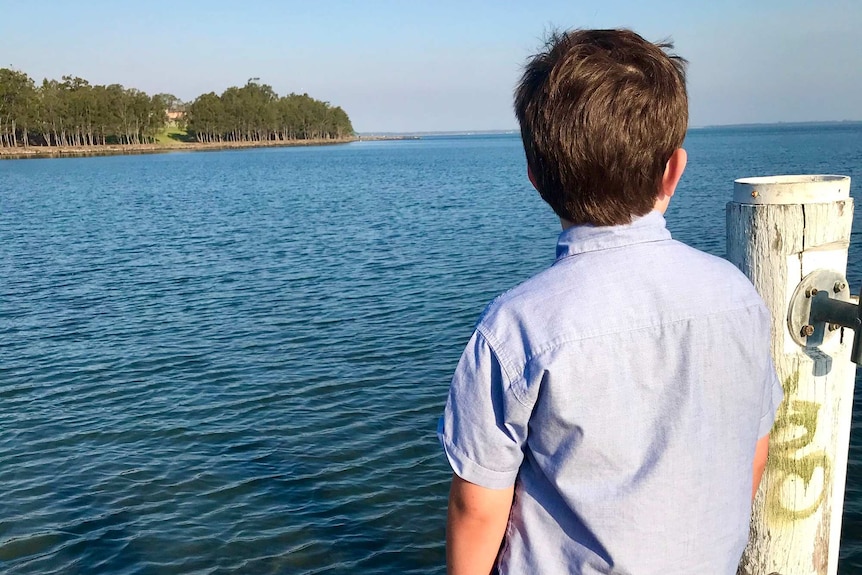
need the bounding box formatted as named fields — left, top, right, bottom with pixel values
left=758, top=354, right=784, bottom=438
left=438, top=329, right=531, bottom=489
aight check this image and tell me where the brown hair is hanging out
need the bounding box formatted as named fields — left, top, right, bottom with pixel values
left=514, top=29, right=688, bottom=226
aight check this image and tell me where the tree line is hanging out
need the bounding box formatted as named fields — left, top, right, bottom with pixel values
left=0, top=68, right=354, bottom=148
left=186, top=81, right=354, bottom=143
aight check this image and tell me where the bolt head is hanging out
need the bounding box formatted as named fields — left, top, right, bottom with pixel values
left=801, top=325, right=815, bottom=337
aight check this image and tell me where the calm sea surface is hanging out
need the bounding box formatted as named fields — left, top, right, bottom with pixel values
left=2, top=124, right=862, bottom=574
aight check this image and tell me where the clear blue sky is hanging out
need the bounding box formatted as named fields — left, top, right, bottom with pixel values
left=1, top=0, right=859, bottom=132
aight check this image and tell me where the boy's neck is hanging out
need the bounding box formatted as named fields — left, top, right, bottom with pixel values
left=557, top=147, right=686, bottom=231
left=560, top=202, right=668, bottom=231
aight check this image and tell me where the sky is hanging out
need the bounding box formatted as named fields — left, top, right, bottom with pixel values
left=1, top=0, right=860, bottom=133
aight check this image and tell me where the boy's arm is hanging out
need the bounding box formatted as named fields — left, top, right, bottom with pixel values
left=447, top=474, right=514, bottom=575
left=752, top=433, right=770, bottom=500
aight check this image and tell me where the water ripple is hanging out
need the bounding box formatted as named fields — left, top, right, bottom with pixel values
left=2, top=130, right=862, bottom=573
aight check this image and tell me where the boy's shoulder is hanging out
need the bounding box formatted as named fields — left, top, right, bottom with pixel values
left=485, top=235, right=754, bottom=307
left=474, top=236, right=766, bottom=360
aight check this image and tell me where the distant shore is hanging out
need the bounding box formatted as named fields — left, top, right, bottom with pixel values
left=0, top=135, right=415, bottom=160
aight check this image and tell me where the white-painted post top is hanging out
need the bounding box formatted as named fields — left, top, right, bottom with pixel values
left=733, top=174, right=851, bottom=205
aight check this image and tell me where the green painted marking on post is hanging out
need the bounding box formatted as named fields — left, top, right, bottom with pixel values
left=767, top=371, right=831, bottom=523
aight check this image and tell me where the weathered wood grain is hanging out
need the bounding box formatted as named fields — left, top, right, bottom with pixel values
left=727, top=195, right=856, bottom=575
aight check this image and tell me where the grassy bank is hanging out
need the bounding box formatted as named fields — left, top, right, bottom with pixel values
left=0, top=127, right=360, bottom=160
left=154, top=125, right=196, bottom=145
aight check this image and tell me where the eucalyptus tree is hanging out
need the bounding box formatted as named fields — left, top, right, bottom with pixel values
left=0, top=68, right=37, bottom=147
left=157, top=93, right=183, bottom=112
left=186, top=92, right=225, bottom=142
left=37, top=79, right=65, bottom=146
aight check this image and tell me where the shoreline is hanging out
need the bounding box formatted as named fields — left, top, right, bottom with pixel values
left=0, top=135, right=414, bottom=160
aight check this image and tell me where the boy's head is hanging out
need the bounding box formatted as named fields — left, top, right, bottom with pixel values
left=514, top=29, right=688, bottom=226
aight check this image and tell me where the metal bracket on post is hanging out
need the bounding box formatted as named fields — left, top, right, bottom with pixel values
left=787, top=269, right=862, bottom=364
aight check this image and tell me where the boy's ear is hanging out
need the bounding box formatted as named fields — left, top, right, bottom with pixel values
left=660, top=148, right=687, bottom=200
left=527, top=164, right=538, bottom=191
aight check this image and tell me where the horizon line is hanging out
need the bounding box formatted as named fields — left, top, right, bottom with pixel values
left=359, top=119, right=862, bottom=137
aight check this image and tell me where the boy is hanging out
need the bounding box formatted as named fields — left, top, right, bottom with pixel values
left=438, top=29, right=782, bottom=574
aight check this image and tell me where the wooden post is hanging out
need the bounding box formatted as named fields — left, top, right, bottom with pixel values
left=727, top=175, right=857, bottom=575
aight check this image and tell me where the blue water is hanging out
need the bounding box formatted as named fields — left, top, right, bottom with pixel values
left=1, top=124, right=861, bottom=574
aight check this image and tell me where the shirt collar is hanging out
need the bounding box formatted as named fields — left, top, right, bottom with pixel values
left=555, top=210, right=672, bottom=261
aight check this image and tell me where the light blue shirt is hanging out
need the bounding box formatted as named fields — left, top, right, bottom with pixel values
left=439, top=211, right=782, bottom=574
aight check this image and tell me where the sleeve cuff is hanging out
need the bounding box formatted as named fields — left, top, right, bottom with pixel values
left=438, top=432, right=519, bottom=490
left=758, top=370, right=785, bottom=438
